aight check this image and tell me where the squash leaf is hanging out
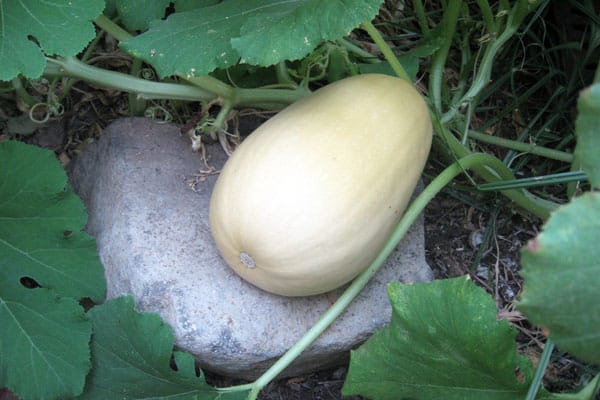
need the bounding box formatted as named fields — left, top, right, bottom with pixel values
left=519, top=192, right=600, bottom=366
left=0, top=141, right=106, bottom=302
left=79, top=296, right=249, bottom=400
left=121, top=0, right=384, bottom=78
left=574, top=83, right=600, bottom=188
left=0, top=275, right=91, bottom=400
left=343, top=276, right=553, bottom=400
left=0, top=141, right=105, bottom=399
left=112, top=0, right=171, bottom=32
left=0, top=0, right=104, bottom=81
left=518, top=83, right=600, bottom=366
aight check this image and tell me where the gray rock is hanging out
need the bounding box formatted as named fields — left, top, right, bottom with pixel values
left=69, top=117, right=433, bottom=380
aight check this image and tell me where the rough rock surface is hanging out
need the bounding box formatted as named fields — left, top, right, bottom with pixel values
left=69, top=117, right=433, bottom=380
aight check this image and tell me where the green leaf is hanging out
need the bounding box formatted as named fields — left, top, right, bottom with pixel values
left=79, top=296, right=249, bottom=400
left=114, top=0, right=171, bottom=31
left=519, top=192, right=600, bottom=366
left=231, top=0, right=383, bottom=66
left=342, top=276, right=535, bottom=400
left=0, top=140, right=103, bottom=400
left=121, top=0, right=384, bottom=78
left=0, top=141, right=106, bottom=302
left=0, top=274, right=91, bottom=400
left=0, top=0, right=104, bottom=81
left=574, top=83, right=600, bottom=188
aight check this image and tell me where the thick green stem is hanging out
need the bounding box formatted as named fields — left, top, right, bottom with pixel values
left=221, top=153, right=523, bottom=399
left=178, top=74, right=236, bottom=99
left=360, top=21, right=411, bottom=82
left=45, top=57, right=216, bottom=101
left=429, top=0, right=463, bottom=113
left=44, top=57, right=308, bottom=108
left=57, top=23, right=104, bottom=103
left=234, top=86, right=309, bottom=108
left=475, top=0, right=497, bottom=34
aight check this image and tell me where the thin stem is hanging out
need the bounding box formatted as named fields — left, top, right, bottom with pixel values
left=275, top=61, right=297, bottom=87
left=225, top=153, right=520, bottom=399
left=477, top=170, right=587, bottom=191
left=413, top=0, right=431, bottom=35
left=475, top=0, right=497, bottom=34
left=525, top=340, right=554, bottom=400
left=443, top=0, right=545, bottom=122
left=128, top=58, right=147, bottom=115
left=339, top=38, right=378, bottom=61
left=432, top=115, right=557, bottom=219
left=212, top=100, right=233, bottom=133
left=11, top=77, right=37, bottom=107
left=94, top=14, right=133, bottom=41
left=361, top=21, right=411, bottom=82
left=429, top=0, right=463, bottom=113
left=465, top=130, right=574, bottom=163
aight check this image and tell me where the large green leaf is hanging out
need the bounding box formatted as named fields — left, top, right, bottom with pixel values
left=79, top=296, right=248, bottom=400
left=231, top=0, right=382, bottom=66
left=0, top=141, right=104, bottom=399
left=574, top=83, right=600, bottom=188
left=519, top=192, right=600, bottom=366
left=113, top=0, right=171, bottom=31
left=0, top=274, right=91, bottom=400
left=0, top=141, right=106, bottom=301
left=518, top=83, right=600, bottom=366
left=343, top=276, right=536, bottom=400
left=0, top=0, right=104, bottom=81
left=121, top=0, right=383, bottom=78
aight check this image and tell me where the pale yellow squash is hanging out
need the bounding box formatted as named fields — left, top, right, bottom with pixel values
left=209, top=74, right=432, bottom=296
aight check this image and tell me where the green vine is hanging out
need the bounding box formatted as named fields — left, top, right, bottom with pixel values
left=220, top=153, right=518, bottom=399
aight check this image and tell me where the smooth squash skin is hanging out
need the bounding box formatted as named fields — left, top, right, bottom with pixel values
left=209, top=74, right=432, bottom=296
